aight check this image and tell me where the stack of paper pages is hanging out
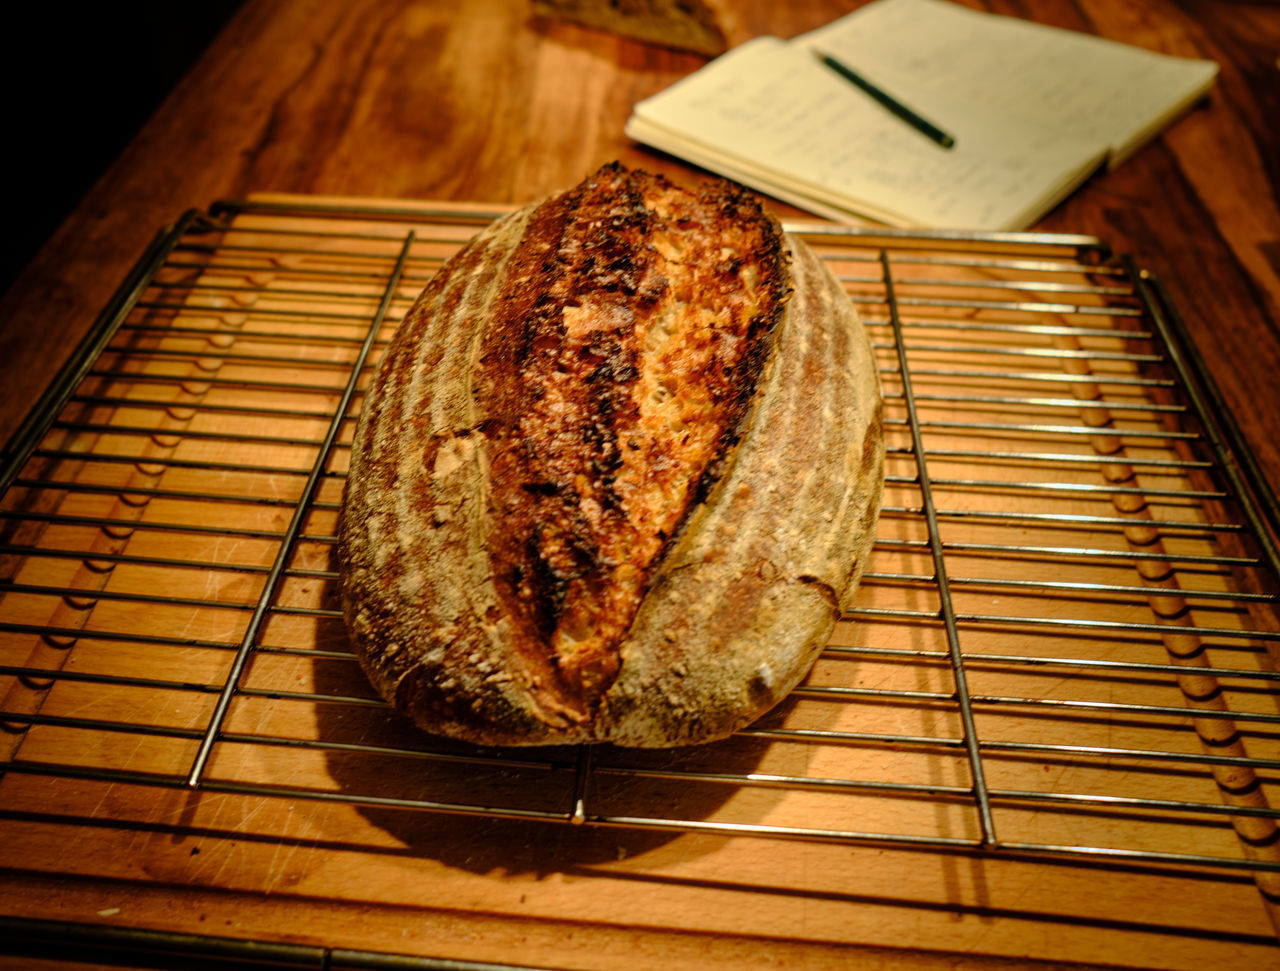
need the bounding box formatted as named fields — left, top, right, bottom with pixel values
left=626, top=0, right=1219, bottom=230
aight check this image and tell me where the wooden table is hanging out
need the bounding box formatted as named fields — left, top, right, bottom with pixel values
left=3, top=0, right=1278, bottom=482
left=2, top=1, right=1279, bottom=968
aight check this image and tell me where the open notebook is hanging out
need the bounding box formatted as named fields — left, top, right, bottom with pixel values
left=625, top=0, right=1219, bottom=230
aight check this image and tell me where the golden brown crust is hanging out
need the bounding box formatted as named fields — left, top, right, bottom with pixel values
left=338, top=163, right=883, bottom=748
left=594, top=234, right=883, bottom=745
left=478, top=163, right=786, bottom=720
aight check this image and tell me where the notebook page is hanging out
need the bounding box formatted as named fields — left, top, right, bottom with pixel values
left=628, top=36, right=1106, bottom=229
left=625, top=113, right=902, bottom=225
left=797, top=0, right=1219, bottom=168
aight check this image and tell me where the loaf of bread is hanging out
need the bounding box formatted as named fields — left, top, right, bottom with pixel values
left=338, top=162, right=883, bottom=748
left=532, top=0, right=734, bottom=56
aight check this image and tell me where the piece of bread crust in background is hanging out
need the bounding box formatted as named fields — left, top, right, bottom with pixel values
left=338, top=163, right=883, bottom=748
left=531, top=0, right=735, bottom=56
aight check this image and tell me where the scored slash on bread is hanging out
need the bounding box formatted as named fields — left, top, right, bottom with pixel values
left=338, top=163, right=884, bottom=747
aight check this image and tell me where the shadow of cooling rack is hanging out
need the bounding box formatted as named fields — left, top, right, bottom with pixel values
left=1, top=196, right=1279, bottom=968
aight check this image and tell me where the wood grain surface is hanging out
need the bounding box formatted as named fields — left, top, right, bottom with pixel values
left=2, top=1, right=1279, bottom=968
left=2, top=196, right=1278, bottom=969
left=2, top=0, right=1277, bottom=489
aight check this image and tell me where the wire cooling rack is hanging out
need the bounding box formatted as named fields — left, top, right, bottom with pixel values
left=2, top=197, right=1279, bottom=969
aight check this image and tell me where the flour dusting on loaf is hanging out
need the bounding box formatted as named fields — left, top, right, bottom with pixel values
left=338, top=163, right=883, bottom=748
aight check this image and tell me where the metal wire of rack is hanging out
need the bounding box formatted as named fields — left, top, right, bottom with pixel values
left=2, top=198, right=1279, bottom=967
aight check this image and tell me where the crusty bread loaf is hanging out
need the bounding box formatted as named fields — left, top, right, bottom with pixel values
left=338, top=162, right=883, bottom=748
left=532, top=0, right=734, bottom=56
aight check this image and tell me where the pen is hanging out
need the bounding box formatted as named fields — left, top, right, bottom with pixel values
left=813, top=49, right=956, bottom=150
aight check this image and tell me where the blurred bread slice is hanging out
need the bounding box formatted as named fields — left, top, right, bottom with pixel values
left=533, top=0, right=735, bottom=56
